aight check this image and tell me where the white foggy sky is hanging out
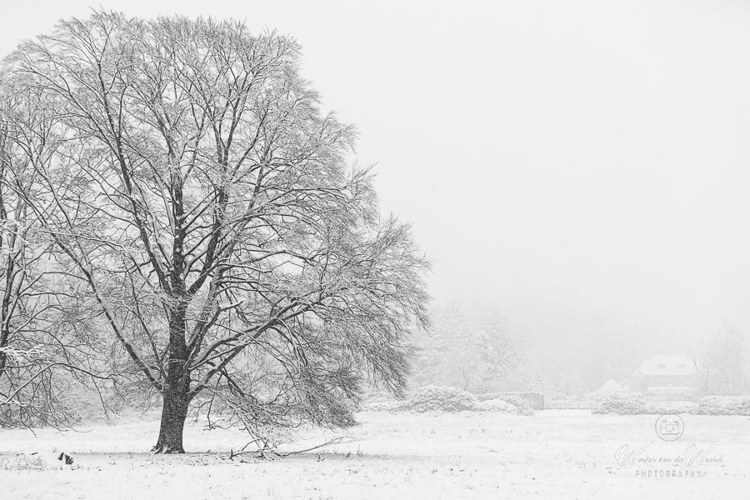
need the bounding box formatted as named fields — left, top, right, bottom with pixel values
left=2, top=0, right=750, bottom=348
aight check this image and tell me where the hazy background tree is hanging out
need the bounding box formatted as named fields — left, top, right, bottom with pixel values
left=694, top=323, right=749, bottom=394
left=2, top=12, right=429, bottom=452
left=410, top=304, right=535, bottom=393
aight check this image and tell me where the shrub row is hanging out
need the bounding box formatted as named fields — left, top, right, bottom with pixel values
left=363, top=386, right=533, bottom=415
left=593, top=394, right=750, bottom=416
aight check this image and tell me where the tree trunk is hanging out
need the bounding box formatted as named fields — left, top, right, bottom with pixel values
left=152, top=304, right=191, bottom=454
left=152, top=381, right=190, bottom=453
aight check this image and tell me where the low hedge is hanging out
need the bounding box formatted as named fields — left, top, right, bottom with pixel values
left=362, top=386, right=533, bottom=415
left=593, top=394, right=750, bottom=416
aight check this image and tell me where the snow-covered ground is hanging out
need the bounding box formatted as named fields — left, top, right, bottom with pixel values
left=0, top=410, right=747, bottom=499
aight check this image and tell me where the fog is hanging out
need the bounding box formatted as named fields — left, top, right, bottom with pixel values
left=3, top=0, right=749, bottom=359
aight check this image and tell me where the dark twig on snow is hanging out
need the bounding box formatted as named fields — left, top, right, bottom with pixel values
left=229, top=435, right=352, bottom=461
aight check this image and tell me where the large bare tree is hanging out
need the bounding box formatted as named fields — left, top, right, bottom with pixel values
left=2, top=12, right=429, bottom=452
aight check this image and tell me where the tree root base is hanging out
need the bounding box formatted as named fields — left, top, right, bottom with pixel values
left=151, top=444, right=185, bottom=454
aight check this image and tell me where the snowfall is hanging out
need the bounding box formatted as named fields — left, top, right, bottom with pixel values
left=0, top=410, right=747, bottom=499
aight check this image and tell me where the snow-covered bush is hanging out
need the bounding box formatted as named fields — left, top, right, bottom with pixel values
left=493, top=395, right=534, bottom=415
left=593, top=394, right=750, bottom=415
left=401, top=386, right=477, bottom=413
left=593, top=395, right=698, bottom=415
left=697, top=396, right=750, bottom=416
left=592, top=394, right=650, bottom=415
left=362, top=387, right=536, bottom=414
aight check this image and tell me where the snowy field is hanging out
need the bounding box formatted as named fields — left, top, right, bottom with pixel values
left=0, top=410, right=748, bottom=499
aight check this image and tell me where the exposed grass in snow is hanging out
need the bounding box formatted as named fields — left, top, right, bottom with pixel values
left=0, top=410, right=748, bottom=499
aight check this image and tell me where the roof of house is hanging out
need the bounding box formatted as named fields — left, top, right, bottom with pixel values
left=634, top=354, right=697, bottom=377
